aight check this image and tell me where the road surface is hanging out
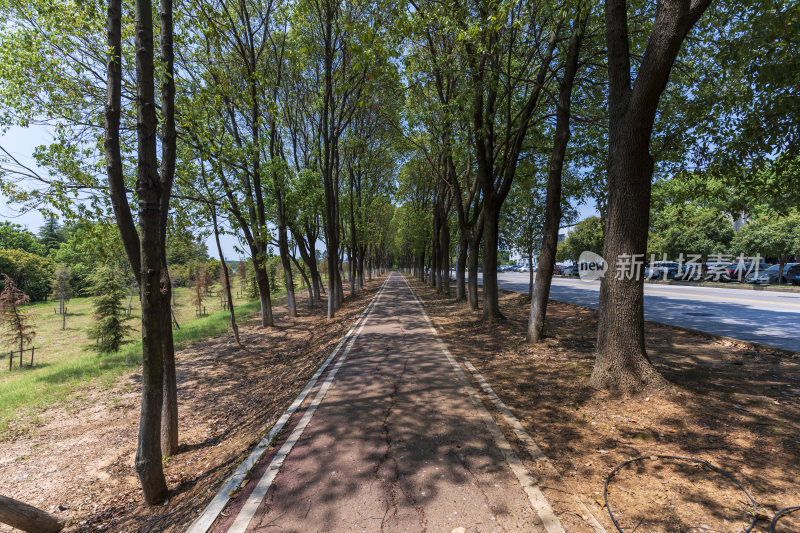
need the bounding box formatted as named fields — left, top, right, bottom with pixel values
left=215, top=272, right=560, bottom=532
left=475, top=272, right=800, bottom=353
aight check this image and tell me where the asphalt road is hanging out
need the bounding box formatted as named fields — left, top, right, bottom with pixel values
left=473, top=272, right=800, bottom=353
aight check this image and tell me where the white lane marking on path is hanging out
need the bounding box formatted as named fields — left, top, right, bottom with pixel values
left=460, top=358, right=606, bottom=533
left=399, top=275, right=565, bottom=533
left=226, top=275, right=391, bottom=533
left=186, top=277, right=390, bottom=533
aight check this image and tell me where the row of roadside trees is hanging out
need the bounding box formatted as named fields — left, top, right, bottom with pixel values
left=392, top=0, right=799, bottom=394
left=0, top=0, right=400, bottom=505
left=0, top=0, right=797, bottom=507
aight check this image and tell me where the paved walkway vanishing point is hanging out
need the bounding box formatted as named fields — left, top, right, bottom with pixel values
left=206, top=272, right=566, bottom=533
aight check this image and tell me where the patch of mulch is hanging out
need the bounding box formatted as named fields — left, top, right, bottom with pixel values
left=0, top=279, right=383, bottom=532
left=409, top=278, right=800, bottom=533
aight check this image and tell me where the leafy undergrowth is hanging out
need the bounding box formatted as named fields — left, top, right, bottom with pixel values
left=409, top=277, right=800, bottom=533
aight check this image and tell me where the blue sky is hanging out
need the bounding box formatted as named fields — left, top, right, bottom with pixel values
left=0, top=124, right=245, bottom=260
left=2, top=124, right=599, bottom=260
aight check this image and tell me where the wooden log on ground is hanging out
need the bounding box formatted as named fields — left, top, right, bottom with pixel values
left=0, top=495, right=64, bottom=532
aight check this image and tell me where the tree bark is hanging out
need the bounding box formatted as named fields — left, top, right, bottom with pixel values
left=481, top=201, right=502, bottom=321
left=434, top=208, right=442, bottom=291
left=0, top=495, right=64, bottom=533
left=133, top=0, right=169, bottom=502
left=253, top=261, right=274, bottom=326
left=439, top=206, right=450, bottom=296
left=528, top=12, right=585, bottom=342
left=527, top=250, right=534, bottom=297
left=467, top=226, right=481, bottom=310
left=275, top=195, right=297, bottom=318
left=211, top=204, right=241, bottom=346
left=159, top=269, right=177, bottom=457
left=455, top=236, right=467, bottom=302
left=157, top=0, right=178, bottom=459
left=592, top=0, right=711, bottom=393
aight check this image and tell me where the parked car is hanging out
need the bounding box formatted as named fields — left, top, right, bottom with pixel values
left=553, top=264, right=565, bottom=275
left=519, top=265, right=530, bottom=272
left=563, top=264, right=579, bottom=276
left=644, top=261, right=681, bottom=280
left=720, top=262, right=770, bottom=282
left=789, top=264, right=800, bottom=285
left=703, top=262, right=733, bottom=281
left=748, top=263, right=800, bottom=284
left=676, top=262, right=704, bottom=280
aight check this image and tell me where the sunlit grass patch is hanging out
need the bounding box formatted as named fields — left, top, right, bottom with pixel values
left=0, top=285, right=260, bottom=436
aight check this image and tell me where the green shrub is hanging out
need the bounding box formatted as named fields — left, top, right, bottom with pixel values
left=0, top=248, right=55, bottom=301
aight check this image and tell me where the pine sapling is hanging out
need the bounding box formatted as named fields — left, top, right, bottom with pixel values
left=87, top=265, right=133, bottom=352
left=0, top=275, right=35, bottom=369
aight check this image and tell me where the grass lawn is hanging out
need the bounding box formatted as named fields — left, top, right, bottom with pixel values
left=0, top=283, right=261, bottom=435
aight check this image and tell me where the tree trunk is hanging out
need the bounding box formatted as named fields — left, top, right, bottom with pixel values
left=358, top=246, right=366, bottom=290
left=592, top=127, right=665, bottom=392
left=212, top=205, right=241, bottom=346
left=276, top=215, right=296, bottom=318
left=323, top=176, right=339, bottom=318
left=440, top=209, right=450, bottom=296
left=481, top=202, right=502, bottom=321
left=527, top=250, right=534, bottom=297
left=527, top=13, right=584, bottom=342
left=467, top=235, right=480, bottom=310
left=160, top=269, right=178, bottom=457
left=592, top=0, right=710, bottom=393
left=253, top=261, right=274, bottom=327
left=157, top=0, right=178, bottom=459
left=431, top=211, right=440, bottom=290
left=132, top=0, right=168, bottom=503
left=0, top=495, right=64, bottom=533
left=455, top=237, right=467, bottom=302
left=293, top=226, right=321, bottom=303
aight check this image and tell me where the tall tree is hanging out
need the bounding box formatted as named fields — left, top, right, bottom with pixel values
left=103, top=0, right=177, bottom=500
left=592, top=0, right=712, bottom=393
left=461, top=0, right=560, bottom=321
left=37, top=215, right=66, bottom=255
left=527, top=7, right=589, bottom=341
left=181, top=0, right=282, bottom=328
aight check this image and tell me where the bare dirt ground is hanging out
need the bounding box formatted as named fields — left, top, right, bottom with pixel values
left=409, top=278, right=800, bottom=533
left=0, top=279, right=382, bottom=532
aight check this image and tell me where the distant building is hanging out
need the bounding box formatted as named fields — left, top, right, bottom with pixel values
left=557, top=224, right=577, bottom=242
